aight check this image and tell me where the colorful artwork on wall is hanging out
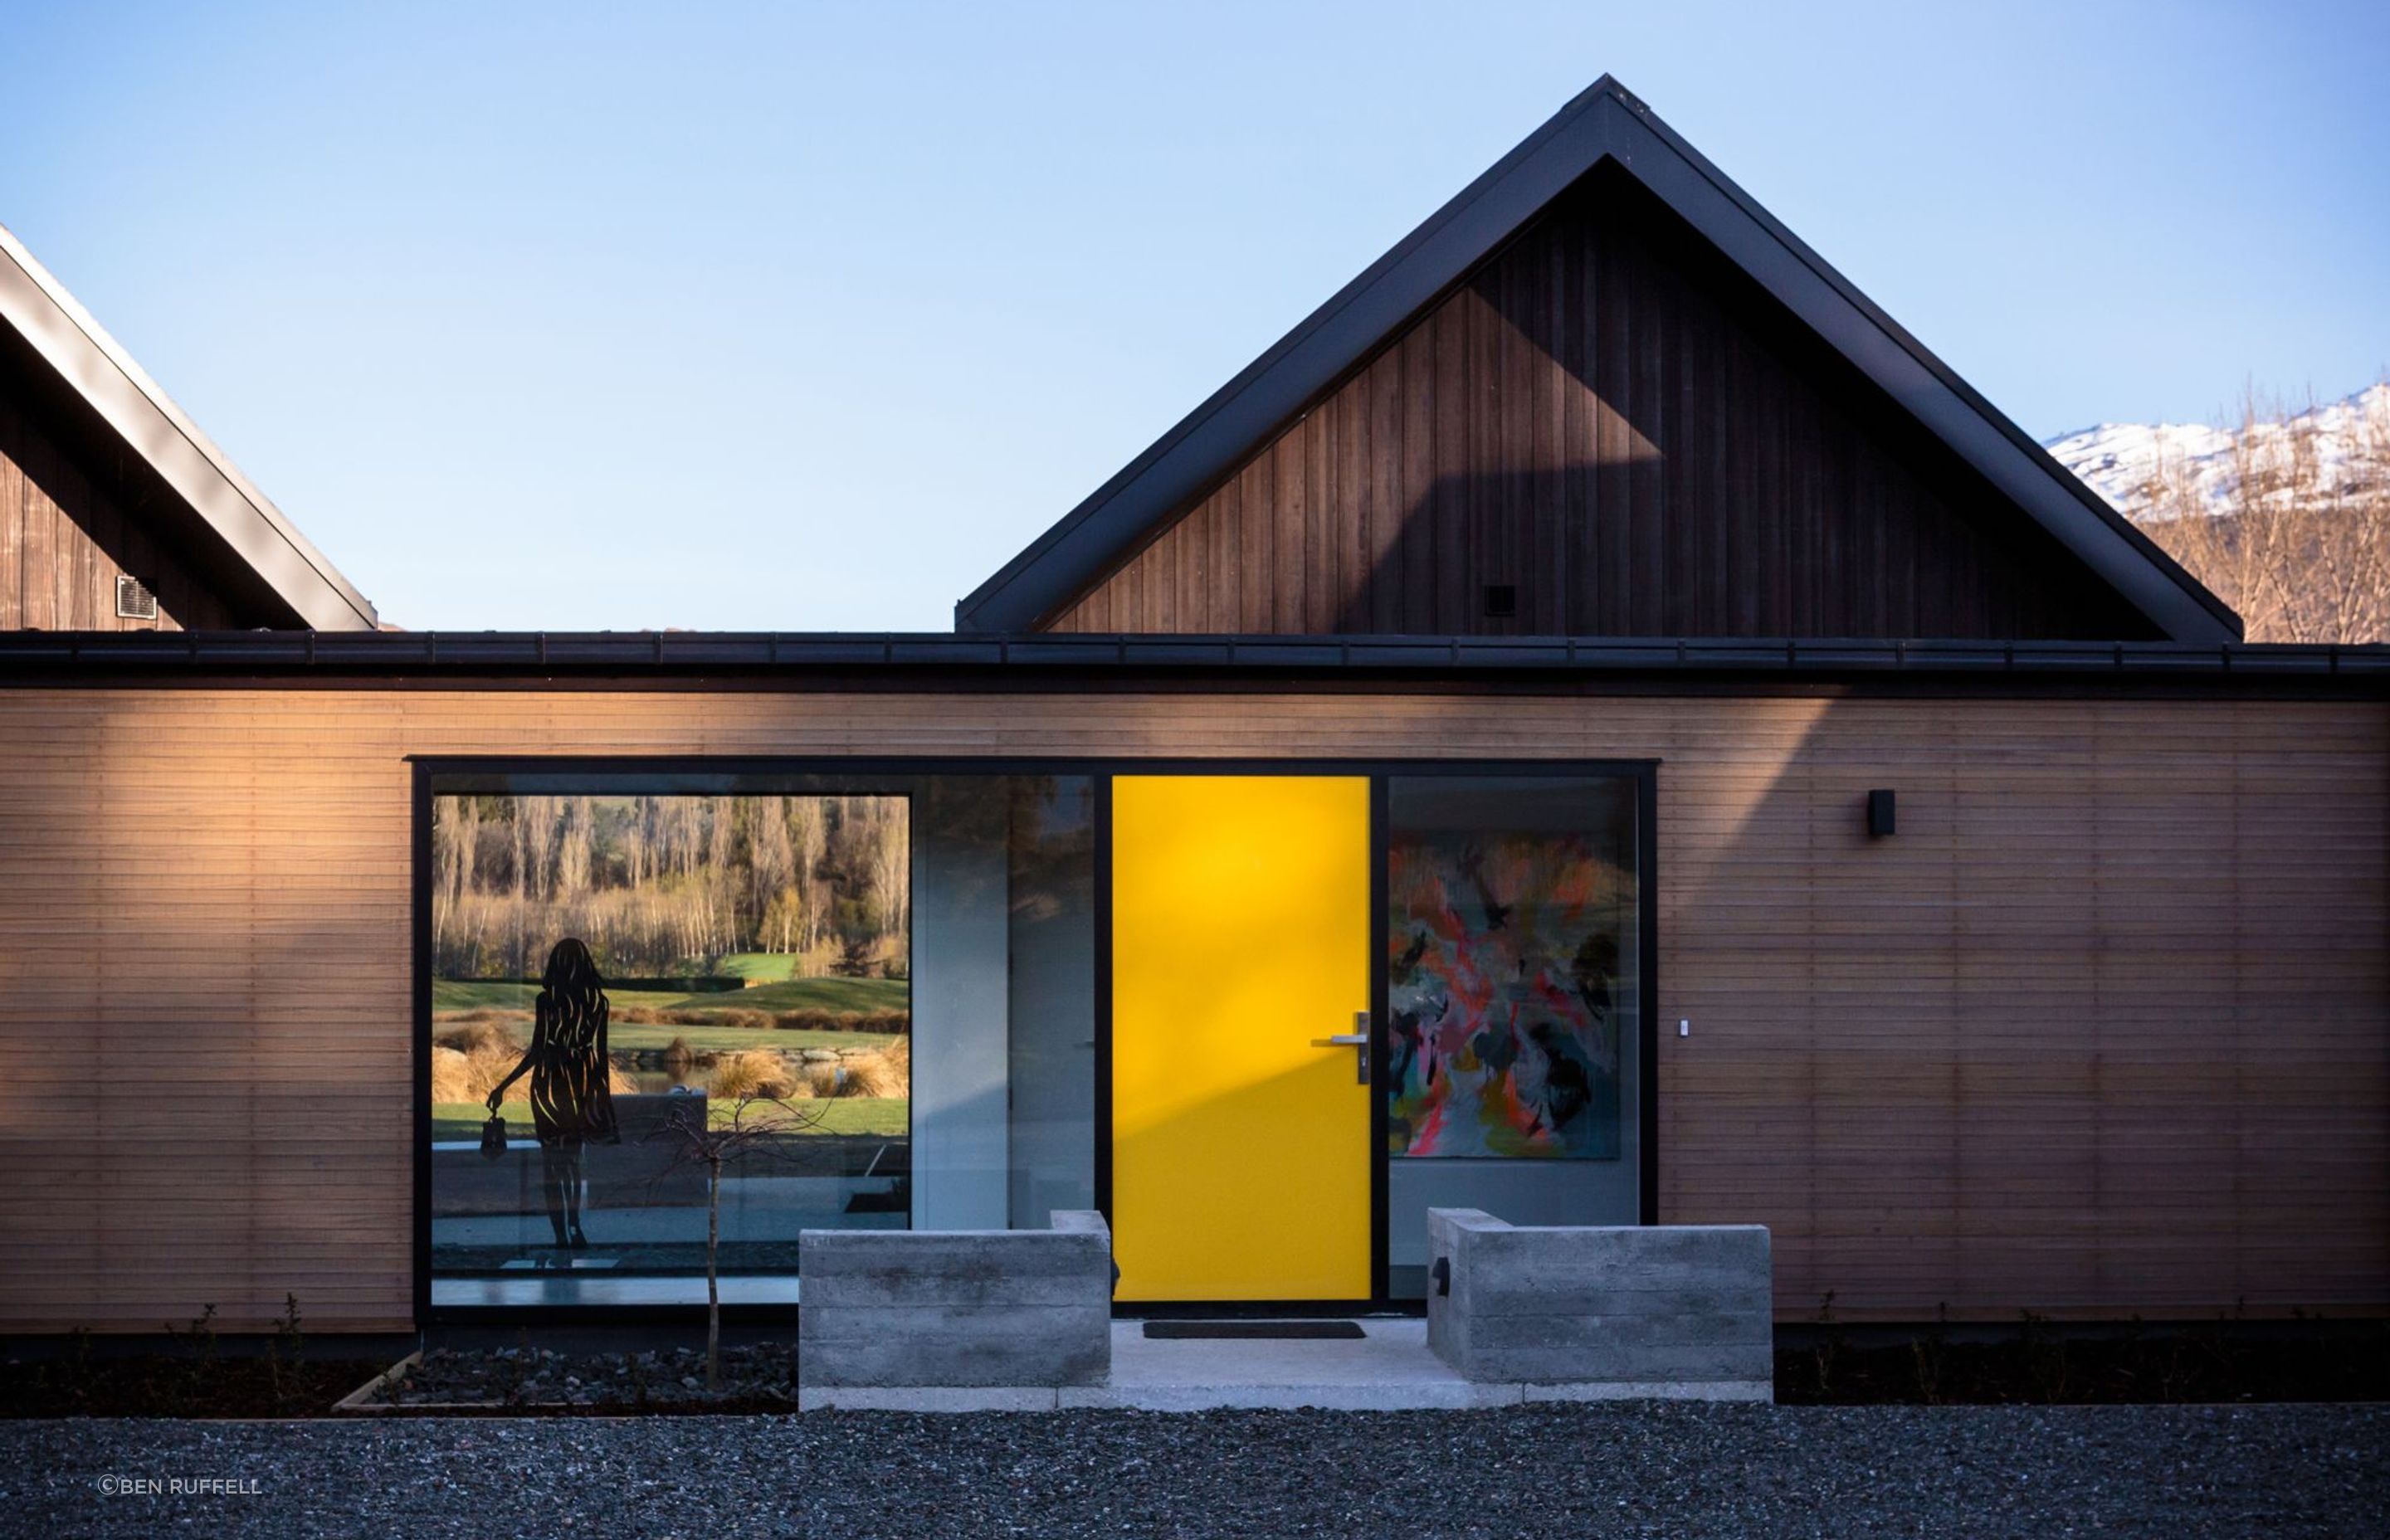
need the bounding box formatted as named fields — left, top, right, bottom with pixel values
left=1387, top=829, right=1627, bottom=1159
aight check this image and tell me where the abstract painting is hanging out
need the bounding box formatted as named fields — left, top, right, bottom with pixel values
left=1386, top=829, right=1627, bottom=1159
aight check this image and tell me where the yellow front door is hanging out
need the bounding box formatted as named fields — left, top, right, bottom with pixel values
left=1110, top=775, right=1373, bottom=1301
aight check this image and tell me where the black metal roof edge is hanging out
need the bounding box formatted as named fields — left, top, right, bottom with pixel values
left=950, top=77, right=2240, bottom=644
left=3, top=630, right=2379, bottom=685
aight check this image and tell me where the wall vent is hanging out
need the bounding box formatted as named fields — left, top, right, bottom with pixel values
left=1480, top=583, right=1518, bottom=619
left=115, top=574, right=159, bottom=621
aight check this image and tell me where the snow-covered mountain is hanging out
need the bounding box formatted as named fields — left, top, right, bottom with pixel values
left=2044, top=382, right=2389, bottom=521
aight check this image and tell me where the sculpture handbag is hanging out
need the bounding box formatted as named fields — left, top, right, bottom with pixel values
left=479, top=1114, right=509, bottom=1161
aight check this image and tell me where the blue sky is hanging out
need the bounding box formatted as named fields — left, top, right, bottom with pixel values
left=2, top=1, right=2383, bottom=631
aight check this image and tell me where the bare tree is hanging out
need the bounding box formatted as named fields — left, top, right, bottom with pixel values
left=432, top=792, right=916, bottom=980
left=646, top=1094, right=827, bottom=1391
left=745, top=799, right=795, bottom=951
left=2133, top=385, right=2390, bottom=643
left=869, top=797, right=910, bottom=946
left=789, top=798, right=827, bottom=953
left=556, top=796, right=594, bottom=899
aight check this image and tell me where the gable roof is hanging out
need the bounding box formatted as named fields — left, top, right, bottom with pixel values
left=955, top=76, right=2240, bottom=642
left=0, top=222, right=378, bottom=631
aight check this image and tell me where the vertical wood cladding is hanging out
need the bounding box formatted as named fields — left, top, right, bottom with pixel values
left=0, top=687, right=2378, bottom=1332
left=1051, top=166, right=2152, bottom=639
left=0, top=385, right=235, bottom=631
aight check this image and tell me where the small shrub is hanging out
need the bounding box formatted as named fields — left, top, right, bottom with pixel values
left=1811, top=1291, right=1841, bottom=1398
left=433, top=1040, right=628, bottom=1103
left=427, top=1046, right=473, bottom=1104
left=265, top=1294, right=304, bottom=1411
left=2152, top=1323, right=2196, bottom=1401
left=2192, top=1299, right=2248, bottom=1388
left=433, top=1017, right=522, bottom=1056
left=836, top=1051, right=897, bottom=1099
left=770, top=1010, right=909, bottom=1034
left=859, top=1040, right=910, bottom=1097
left=803, top=1040, right=910, bottom=1099
left=164, top=1304, right=219, bottom=1416
left=1910, top=1304, right=1948, bottom=1405
left=710, top=1050, right=797, bottom=1101
left=63, top=1327, right=92, bottom=1416
left=437, top=1009, right=529, bottom=1037
left=2021, top=1309, right=2070, bottom=1401
left=430, top=1042, right=534, bottom=1106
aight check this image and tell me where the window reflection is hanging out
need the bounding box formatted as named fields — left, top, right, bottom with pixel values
left=426, top=775, right=1094, bottom=1309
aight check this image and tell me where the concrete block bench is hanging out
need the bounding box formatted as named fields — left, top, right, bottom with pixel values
left=797, top=1211, right=1111, bottom=1407
left=1426, top=1209, right=1773, bottom=1401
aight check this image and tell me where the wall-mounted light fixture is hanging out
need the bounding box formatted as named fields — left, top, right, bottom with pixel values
left=1866, top=788, right=1896, bottom=838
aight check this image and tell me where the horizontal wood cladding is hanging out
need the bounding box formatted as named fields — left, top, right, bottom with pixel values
left=0, top=368, right=234, bottom=632
left=0, top=690, right=2381, bottom=1331
left=1051, top=165, right=2151, bottom=641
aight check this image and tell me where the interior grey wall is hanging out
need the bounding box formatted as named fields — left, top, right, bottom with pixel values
left=909, top=780, right=1012, bottom=1230
left=1007, top=780, right=1097, bottom=1227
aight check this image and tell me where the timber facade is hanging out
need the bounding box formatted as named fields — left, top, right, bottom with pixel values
left=0, top=675, right=2382, bottom=1331
left=0, top=78, right=2382, bottom=1336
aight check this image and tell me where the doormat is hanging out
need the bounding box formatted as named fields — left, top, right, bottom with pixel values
left=1141, top=1321, right=1367, bottom=1340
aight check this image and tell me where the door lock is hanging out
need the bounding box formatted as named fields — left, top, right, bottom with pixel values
left=1310, top=1011, right=1372, bottom=1084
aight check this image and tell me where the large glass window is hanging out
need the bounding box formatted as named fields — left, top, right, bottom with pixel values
left=426, top=772, right=1094, bottom=1309
left=1382, top=773, right=1643, bottom=1297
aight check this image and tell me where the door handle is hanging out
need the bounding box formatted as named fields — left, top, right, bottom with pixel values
left=1310, top=1011, right=1372, bottom=1084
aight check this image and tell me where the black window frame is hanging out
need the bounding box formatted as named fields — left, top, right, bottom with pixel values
left=411, top=754, right=1659, bottom=1326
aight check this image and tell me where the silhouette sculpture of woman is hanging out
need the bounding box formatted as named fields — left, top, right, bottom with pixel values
left=488, top=938, right=620, bottom=1250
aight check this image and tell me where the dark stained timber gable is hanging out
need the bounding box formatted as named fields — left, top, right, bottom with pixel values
left=0, top=327, right=245, bottom=631
left=1048, top=165, right=2157, bottom=642
left=959, top=78, right=2236, bottom=642
left=0, top=227, right=378, bottom=631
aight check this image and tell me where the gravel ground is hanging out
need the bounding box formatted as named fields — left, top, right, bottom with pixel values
left=380, top=1343, right=801, bottom=1408
left=5, top=1402, right=2381, bottom=1539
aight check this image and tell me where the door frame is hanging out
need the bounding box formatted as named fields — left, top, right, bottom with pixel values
left=409, top=753, right=1660, bottom=1325
left=1092, top=757, right=1661, bottom=1315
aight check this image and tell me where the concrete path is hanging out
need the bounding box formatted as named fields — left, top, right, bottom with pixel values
left=798, top=1318, right=1773, bottom=1411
